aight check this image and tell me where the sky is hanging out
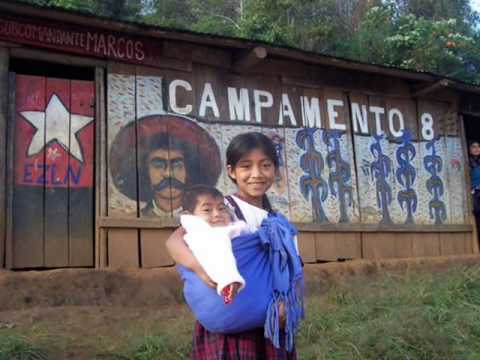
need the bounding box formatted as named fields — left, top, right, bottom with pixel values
left=472, top=0, right=480, bottom=12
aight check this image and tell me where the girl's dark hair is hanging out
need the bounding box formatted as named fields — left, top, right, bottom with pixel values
left=226, top=132, right=279, bottom=169
left=226, top=132, right=278, bottom=213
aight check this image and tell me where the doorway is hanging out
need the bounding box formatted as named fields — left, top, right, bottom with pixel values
left=464, top=113, right=480, bottom=251
left=8, top=59, right=95, bottom=269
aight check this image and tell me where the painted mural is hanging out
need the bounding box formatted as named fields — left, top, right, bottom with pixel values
left=13, top=74, right=95, bottom=267
left=109, top=114, right=221, bottom=217
left=106, top=70, right=468, bottom=226
left=395, top=129, right=417, bottom=225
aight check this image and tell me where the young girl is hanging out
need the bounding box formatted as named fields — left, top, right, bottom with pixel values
left=166, top=132, right=299, bottom=360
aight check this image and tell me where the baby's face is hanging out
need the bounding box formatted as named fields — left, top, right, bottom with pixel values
left=192, top=195, right=231, bottom=227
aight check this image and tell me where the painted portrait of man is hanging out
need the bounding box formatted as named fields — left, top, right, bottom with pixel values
left=109, top=114, right=221, bottom=217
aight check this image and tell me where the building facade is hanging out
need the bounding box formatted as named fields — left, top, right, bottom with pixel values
left=0, top=0, right=479, bottom=269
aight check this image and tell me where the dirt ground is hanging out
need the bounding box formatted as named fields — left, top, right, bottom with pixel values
left=1, top=255, right=480, bottom=359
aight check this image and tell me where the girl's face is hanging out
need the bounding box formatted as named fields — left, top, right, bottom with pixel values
left=470, top=142, right=480, bottom=157
left=227, top=148, right=276, bottom=204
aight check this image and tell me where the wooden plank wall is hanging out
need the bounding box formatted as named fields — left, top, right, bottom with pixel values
left=103, top=62, right=178, bottom=268
left=0, top=47, right=8, bottom=268
left=98, top=41, right=477, bottom=268
left=99, top=225, right=473, bottom=267
left=301, top=230, right=473, bottom=262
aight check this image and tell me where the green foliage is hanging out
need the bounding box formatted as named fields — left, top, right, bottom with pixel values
left=233, top=0, right=295, bottom=45
left=20, top=0, right=142, bottom=21
left=342, top=1, right=480, bottom=82
left=14, top=0, right=480, bottom=84
left=0, top=335, right=49, bottom=360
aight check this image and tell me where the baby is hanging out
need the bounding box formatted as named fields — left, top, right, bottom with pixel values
left=180, top=185, right=249, bottom=304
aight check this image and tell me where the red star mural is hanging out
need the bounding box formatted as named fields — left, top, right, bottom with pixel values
left=14, top=75, right=94, bottom=188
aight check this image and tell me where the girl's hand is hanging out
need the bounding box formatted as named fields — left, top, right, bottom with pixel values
left=195, top=265, right=217, bottom=289
left=221, top=282, right=241, bottom=304
left=166, top=227, right=216, bottom=288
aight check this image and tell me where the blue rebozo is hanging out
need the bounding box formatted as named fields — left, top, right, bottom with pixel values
left=177, top=213, right=304, bottom=351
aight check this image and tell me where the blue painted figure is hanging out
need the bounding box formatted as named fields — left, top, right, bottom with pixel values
left=296, top=129, right=329, bottom=223
left=395, top=129, right=417, bottom=224
left=424, top=137, right=447, bottom=224
left=323, top=129, right=352, bottom=223
left=370, top=134, right=393, bottom=224
left=270, top=133, right=286, bottom=191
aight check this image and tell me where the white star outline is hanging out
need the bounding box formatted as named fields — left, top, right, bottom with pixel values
left=20, top=94, right=94, bottom=163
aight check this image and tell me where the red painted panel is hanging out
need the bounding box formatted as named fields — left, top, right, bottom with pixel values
left=44, top=78, right=70, bottom=267
left=13, top=75, right=95, bottom=268
left=13, top=75, right=46, bottom=268
left=70, top=80, right=95, bottom=188
left=15, top=75, right=46, bottom=187
left=0, top=15, right=163, bottom=68
left=69, top=80, right=95, bottom=266
left=15, top=77, right=94, bottom=188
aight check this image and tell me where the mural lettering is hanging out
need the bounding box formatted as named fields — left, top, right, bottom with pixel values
left=23, top=163, right=82, bottom=185
left=162, top=78, right=437, bottom=135
left=0, top=16, right=164, bottom=67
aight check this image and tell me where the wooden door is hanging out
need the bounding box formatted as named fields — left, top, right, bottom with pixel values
left=10, top=74, right=95, bottom=268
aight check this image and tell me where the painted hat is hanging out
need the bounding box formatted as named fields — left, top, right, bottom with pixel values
left=109, top=114, right=222, bottom=202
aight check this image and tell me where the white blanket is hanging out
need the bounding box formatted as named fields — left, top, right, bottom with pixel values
left=181, top=215, right=249, bottom=295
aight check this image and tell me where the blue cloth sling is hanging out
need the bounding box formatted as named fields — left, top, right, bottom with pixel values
left=177, top=212, right=304, bottom=352
left=471, top=165, right=480, bottom=190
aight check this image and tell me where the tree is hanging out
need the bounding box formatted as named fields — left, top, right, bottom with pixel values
left=15, top=0, right=480, bottom=84
left=20, top=0, right=142, bottom=20
left=341, top=2, right=480, bottom=83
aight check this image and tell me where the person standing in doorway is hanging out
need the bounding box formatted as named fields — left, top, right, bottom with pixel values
left=469, top=141, right=480, bottom=234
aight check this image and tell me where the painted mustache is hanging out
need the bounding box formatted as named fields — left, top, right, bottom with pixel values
left=152, top=177, right=185, bottom=193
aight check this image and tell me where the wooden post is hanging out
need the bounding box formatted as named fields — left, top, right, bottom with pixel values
left=95, top=66, right=108, bottom=268
left=412, top=80, right=450, bottom=97
left=5, top=73, right=15, bottom=269
left=231, top=47, right=267, bottom=73
left=0, top=47, right=9, bottom=268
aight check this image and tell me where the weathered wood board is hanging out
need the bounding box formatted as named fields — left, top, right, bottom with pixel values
left=0, top=47, right=8, bottom=268
left=11, top=74, right=95, bottom=269
left=100, top=63, right=473, bottom=265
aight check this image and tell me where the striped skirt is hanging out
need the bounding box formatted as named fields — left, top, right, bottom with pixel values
left=191, top=321, right=297, bottom=360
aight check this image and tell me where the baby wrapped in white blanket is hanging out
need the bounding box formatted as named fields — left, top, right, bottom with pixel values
left=181, top=215, right=249, bottom=300
left=180, top=185, right=250, bottom=303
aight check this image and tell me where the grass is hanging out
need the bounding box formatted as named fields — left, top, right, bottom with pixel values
left=113, top=266, right=480, bottom=360
left=100, top=318, right=193, bottom=360
left=0, top=335, right=49, bottom=360
left=2, top=266, right=480, bottom=359
left=297, top=266, right=480, bottom=360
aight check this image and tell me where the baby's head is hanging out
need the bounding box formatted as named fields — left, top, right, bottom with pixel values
left=182, top=185, right=231, bottom=227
